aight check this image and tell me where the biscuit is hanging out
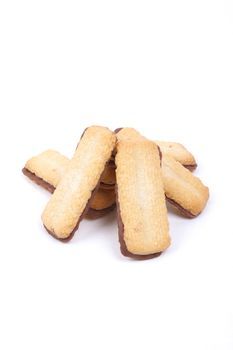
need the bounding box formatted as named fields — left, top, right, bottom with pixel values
left=162, top=154, right=209, bottom=217
left=22, top=150, right=116, bottom=215
left=155, top=140, right=197, bottom=170
left=116, top=128, right=208, bottom=218
left=89, top=188, right=115, bottom=210
left=115, top=131, right=170, bottom=258
left=41, top=126, right=116, bottom=240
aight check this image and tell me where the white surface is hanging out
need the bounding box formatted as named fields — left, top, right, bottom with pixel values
left=0, top=1, right=233, bottom=349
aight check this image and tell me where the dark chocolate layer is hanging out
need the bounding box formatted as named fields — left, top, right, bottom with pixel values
left=114, top=128, right=123, bottom=134
left=86, top=204, right=116, bottom=219
left=166, top=196, right=196, bottom=218
left=99, top=182, right=115, bottom=190
left=22, top=167, right=55, bottom=193
left=183, top=164, right=197, bottom=171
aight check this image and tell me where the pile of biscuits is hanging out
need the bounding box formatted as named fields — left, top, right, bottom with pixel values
left=22, top=126, right=209, bottom=259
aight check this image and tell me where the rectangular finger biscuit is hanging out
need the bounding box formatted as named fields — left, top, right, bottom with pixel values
left=115, top=136, right=170, bottom=258
left=155, top=140, right=197, bottom=170
left=162, top=154, right=209, bottom=217
left=41, top=126, right=116, bottom=240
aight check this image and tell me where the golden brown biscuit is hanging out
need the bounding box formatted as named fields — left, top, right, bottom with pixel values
left=116, top=128, right=208, bottom=218
left=115, top=130, right=171, bottom=258
left=162, top=154, right=209, bottom=217
left=41, top=126, right=116, bottom=240
left=86, top=205, right=116, bottom=219
left=100, top=163, right=116, bottom=186
left=155, top=140, right=197, bottom=170
left=90, top=188, right=115, bottom=210
left=22, top=150, right=116, bottom=215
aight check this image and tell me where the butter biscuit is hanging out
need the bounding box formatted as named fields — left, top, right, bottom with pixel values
left=115, top=131, right=170, bottom=258
left=116, top=128, right=208, bottom=218
left=41, top=126, right=116, bottom=240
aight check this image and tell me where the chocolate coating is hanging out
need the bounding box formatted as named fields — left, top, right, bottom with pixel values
left=22, top=167, right=55, bottom=193
left=86, top=204, right=116, bottom=219
left=183, top=164, right=197, bottom=171
left=166, top=196, right=196, bottom=218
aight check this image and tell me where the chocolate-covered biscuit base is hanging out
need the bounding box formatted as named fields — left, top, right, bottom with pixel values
left=86, top=204, right=116, bottom=219
left=115, top=128, right=208, bottom=218
left=22, top=167, right=55, bottom=193
left=183, top=164, right=197, bottom=171
left=115, top=131, right=171, bottom=258
left=42, top=126, right=116, bottom=240
left=22, top=167, right=115, bottom=219
left=166, top=197, right=195, bottom=218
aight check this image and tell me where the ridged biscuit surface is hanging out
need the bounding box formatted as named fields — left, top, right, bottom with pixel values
left=116, top=128, right=208, bottom=218
left=42, top=126, right=116, bottom=239
left=116, top=133, right=170, bottom=256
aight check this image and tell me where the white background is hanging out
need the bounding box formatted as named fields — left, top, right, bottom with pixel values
left=0, top=1, right=233, bottom=349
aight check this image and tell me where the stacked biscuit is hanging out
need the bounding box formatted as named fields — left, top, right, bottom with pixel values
left=22, top=126, right=209, bottom=259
